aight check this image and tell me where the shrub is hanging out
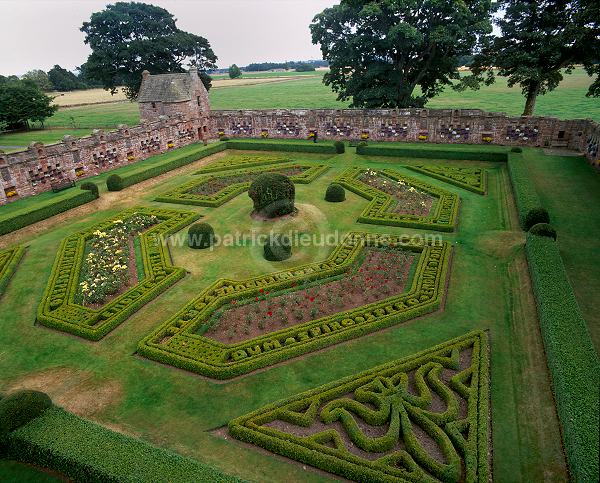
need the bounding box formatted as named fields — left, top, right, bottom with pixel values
left=529, top=222, right=557, bottom=240
left=188, top=223, right=215, bottom=249
left=526, top=234, right=600, bottom=482
left=264, top=234, right=292, bottom=261
left=507, top=153, right=547, bottom=230
left=357, top=144, right=508, bottom=162
left=225, top=140, right=336, bottom=154
left=248, top=173, right=295, bottom=218
left=106, top=174, right=123, bottom=192
left=0, top=390, right=52, bottom=438
left=325, top=183, right=345, bottom=202
left=524, top=207, right=550, bottom=231
left=334, top=141, right=345, bottom=154
left=511, top=147, right=523, bottom=153
left=80, top=182, right=99, bottom=198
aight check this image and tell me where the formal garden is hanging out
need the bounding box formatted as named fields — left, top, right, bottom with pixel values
left=0, top=137, right=598, bottom=482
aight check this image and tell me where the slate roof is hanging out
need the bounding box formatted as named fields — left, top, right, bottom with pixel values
left=138, top=73, right=192, bottom=103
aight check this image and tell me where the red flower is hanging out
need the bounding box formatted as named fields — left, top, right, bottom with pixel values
left=255, top=297, right=259, bottom=301
left=309, top=297, right=315, bottom=302
left=267, top=311, right=273, bottom=317
left=259, top=289, right=264, bottom=293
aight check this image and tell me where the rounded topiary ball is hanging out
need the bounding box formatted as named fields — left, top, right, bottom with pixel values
left=334, top=141, right=345, bottom=154
left=264, top=233, right=292, bottom=261
left=325, top=183, right=346, bottom=202
left=0, top=390, right=53, bottom=437
left=188, top=222, right=215, bottom=249
left=524, top=207, right=550, bottom=231
left=529, top=223, right=557, bottom=241
left=80, top=182, right=99, bottom=198
left=248, top=173, right=295, bottom=218
left=106, top=174, right=123, bottom=192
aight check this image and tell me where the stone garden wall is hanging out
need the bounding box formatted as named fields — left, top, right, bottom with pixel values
left=1, top=108, right=598, bottom=205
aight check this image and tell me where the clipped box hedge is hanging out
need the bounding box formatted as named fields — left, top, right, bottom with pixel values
left=106, top=142, right=227, bottom=191
left=0, top=189, right=97, bottom=236
left=0, top=245, right=25, bottom=298
left=356, top=144, right=508, bottom=162
left=6, top=407, right=243, bottom=483
left=225, top=140, right=337, bottom=154
left=525, top=233, right=600, bottom=482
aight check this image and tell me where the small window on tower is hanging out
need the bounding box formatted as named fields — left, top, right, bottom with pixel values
left=197, top=96, right=201, bottom=106
left=151, top=102, right=156, bottom=109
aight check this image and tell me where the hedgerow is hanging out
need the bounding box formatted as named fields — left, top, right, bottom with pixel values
left=224, top=140, right=337, bottom=154
left=229, top=330, right=489, bottom=483
left=0, top=190, right=97, bottom=236
left=525, top=234, right=599, bottom=482
left=155, top=163, right=329, bottom=207
left=36, top=207, right=200, bottom=340
left=528, top=222, right=557, bottom=240
left=356, top=143, right=508, bottom=162
left=138, top=233, right=451, bottom=379
left=105, top=142, right=227, bottom=191
left=0, top=245, right=24, bottom=299
left=333, top=168, right=460, bottom=232
left=80, top=182, right=100, bottom=198
left=5, top=407, right=242, bottom=482
left=507, top=152, right=550, bottom=230
left=0, top=390, right=53, bottom=439
left=406, top=165, right=487, bottom=195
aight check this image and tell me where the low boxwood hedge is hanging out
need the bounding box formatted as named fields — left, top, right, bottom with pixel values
left=0, top=245, right=25, bottom=299
left=529, top=222, right=557, bottom=240
left=525, top=234, right=599, bottom=482
left=0, top=390, right=53, bottom=439
left=507, top=153, right=550, bottom=230
left=224, top=140, right=337, bottom=154
left=0, top=190, right=97, bottom=236
left=5, top=407, right=242, bottom=483
left=356, top=144, right=508, bottom=162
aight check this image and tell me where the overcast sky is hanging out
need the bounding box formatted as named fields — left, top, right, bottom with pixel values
left=0, top=0, right=337, bottom=76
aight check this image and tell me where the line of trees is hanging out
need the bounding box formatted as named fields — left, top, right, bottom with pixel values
left=7, top=64, right=103, bottom=93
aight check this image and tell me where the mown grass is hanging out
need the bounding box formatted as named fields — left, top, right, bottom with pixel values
left=1, top=68, right=597, bottom=151
left=0, top=144, right=572, bottom=482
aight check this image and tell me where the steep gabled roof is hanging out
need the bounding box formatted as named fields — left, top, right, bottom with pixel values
left=138, top=73, right=192, bottom=103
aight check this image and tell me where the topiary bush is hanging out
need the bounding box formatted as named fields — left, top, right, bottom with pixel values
left=0, top=390, right=53, bottom=438
left=80, top=182, right=99, bottom=199
left=511, top=147, right=523, bottom=153
left=334, top=141, right=345, bottom=154
left=524, top=207, right=550, bottom=231
left=106, top=174, right=124, bottom=192
left=325, top=183, right=345, bottom=202
left=529, top=222, right=557, bottom=240
left=188, top=223, right=215, bottom=249
left=248, top=173, right=295, bottom=218
left=264, top=233, right=292, bottom=261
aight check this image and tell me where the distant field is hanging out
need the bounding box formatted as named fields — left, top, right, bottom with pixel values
left=1, top=67, right=598, bottom=150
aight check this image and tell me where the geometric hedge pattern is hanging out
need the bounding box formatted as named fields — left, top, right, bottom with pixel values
left=229, top=330, right=490, bottom=483
left=36, top=207, right=200, bottom=340
left=334, top=168, right=460, bottom=232
left=0, top=245, right=25, bottom=298
left=138, top=233, right=451, bottom=379
left=406, top=165, right=487, bottom=195
left=155, top=163, right=329, bottom=207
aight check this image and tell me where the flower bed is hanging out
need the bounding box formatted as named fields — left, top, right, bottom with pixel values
left=36, top=207, right=200, bottom=340
left=334, top=168, right=460, bottom=232
left=0, top=245, right=25, bottom=299
left=406, top=165, right=487, bottom=195
left=229, top=330, right=490, bottom=483
left=137, top=233, right=451, bottom=379
left=202, top=247, right=415, bottom=343
left=155, top=163, right=329, bottom=207
left=77, top=214, right=157, bottom=306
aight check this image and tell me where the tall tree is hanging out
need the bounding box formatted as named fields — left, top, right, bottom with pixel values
left=81, top=2, right=218, bottom=99
left=0, top=80, right=57, bottom=130
left=48, top=65, right=84, bottom=92
left=229, top=64, right=242, bottom=79
left=310, top=0, right=493, bottom=108
left=465, top=0, right=600, bottom=115
left=21, top=70, right=53, bottom=91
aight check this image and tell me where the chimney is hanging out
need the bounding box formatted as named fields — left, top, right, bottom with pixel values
left=142, top=70, right=150, bottom=80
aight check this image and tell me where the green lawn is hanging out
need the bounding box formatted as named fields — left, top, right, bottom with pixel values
left=1, top=68, right=597, bottom=151
left=0, top=144, right=574, bottom=482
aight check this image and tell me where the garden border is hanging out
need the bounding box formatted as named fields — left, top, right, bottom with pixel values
left=405, top=165, right=487, bottom=195
left=0, top=245, right=25, bottom=298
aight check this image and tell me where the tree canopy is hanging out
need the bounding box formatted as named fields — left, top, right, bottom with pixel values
left=21, top=70, right=53, bottom=92
left=464, top=0, right=600, bottom=115
left=0, top=79, right=57, bottom=130
left=229, top=64, right=242, bottom=79
left=81, top=1, right=218, bottom=99
left=48, top=65, right=85, bottom=92
left=310, top=0, right=493, bottom=108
